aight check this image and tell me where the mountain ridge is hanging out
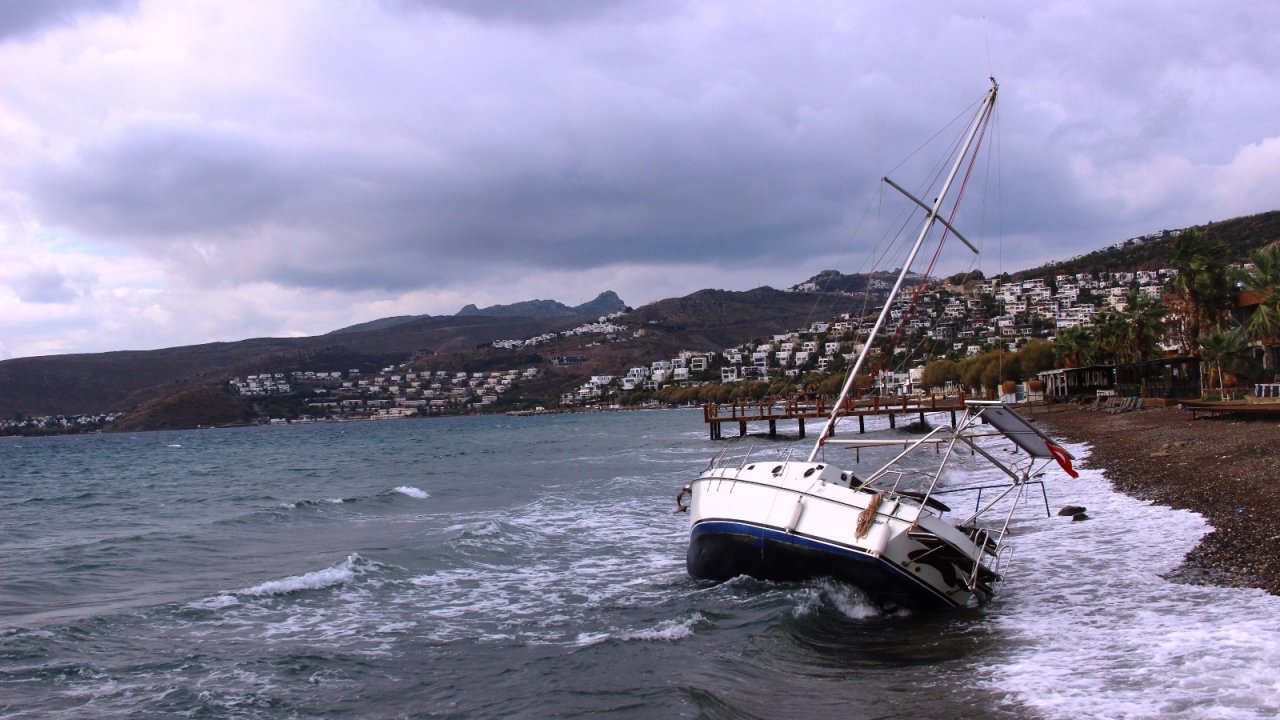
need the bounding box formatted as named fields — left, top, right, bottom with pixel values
left=456, top=291, right=627, bottom=318
left=5, top=208, right=1279, bottom=423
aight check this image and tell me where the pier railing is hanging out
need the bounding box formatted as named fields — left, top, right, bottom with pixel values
left=701, top=393, right=968, bottom=439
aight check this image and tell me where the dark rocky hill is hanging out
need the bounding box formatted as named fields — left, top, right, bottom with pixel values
left=456, top=291, right=627, bottom=318
left=626, top=287, right=850, bottom=350
left=327, top=291, right=626, bottom=335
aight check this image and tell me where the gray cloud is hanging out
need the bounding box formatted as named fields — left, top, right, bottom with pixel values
left=383, top=0, right=674, bottom=26
left=0, top=0, right=135, bottom=41
left=14, top=268, right=79, bottom=303
left=3, top=1, right=1280, bottom=357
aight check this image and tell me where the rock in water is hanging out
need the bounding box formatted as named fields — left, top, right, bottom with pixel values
left=1058, top=505, right=1086, bottom=517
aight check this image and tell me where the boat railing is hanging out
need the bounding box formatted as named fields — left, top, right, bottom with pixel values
left=932, top=479, right=1051, bottom=518
left=704, top=442, right=804, bottom=472
left=965, top=534, right=991, bottom=596
left=986, top=542, right=1015, bottom=592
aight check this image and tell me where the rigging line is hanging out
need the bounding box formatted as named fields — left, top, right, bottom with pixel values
left=884, top=96, right=983, bottom=180
left=945, top=92, right=1001, bottom=293
left=829, top=83, right=997, bottom=409
left=875, top=99, right=996, bottom=373
left=850, top=84, right=989, bottom=326
left=848, top=188, right=889, bottom=324
left=844, top=193, right=918, bottom=326
left=796, top=164, right=896, bottom=340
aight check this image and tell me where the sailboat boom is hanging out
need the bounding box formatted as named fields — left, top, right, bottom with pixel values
left=880, top=176, right=980, bottom=254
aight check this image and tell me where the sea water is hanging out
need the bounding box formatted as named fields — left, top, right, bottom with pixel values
left=1, top=411, right=1277, bottom=719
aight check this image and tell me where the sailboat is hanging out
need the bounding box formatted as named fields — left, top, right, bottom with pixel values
left=680, top=79, right=1079, bottom=610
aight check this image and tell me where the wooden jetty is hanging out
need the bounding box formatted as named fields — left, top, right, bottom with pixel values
left=702, top=393, right=968, bottom=440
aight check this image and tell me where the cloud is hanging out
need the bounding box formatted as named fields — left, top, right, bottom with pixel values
left=384, top=0, right=670, bottom=26
left=13, top=266, right=80, bottom=303
left=1209, top=137, right=1280, bottom=221
left=0, top=0, right=136, bottom=42
left=1, top=1, right=1279, bottom=358
left=12, top=4, right=902, bottom=295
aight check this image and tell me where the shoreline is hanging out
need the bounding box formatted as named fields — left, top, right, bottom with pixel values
left=1031, top=404, right=1280, bottom=596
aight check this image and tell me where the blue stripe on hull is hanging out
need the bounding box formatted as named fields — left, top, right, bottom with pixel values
left=687, top=520, right=959, bottom=611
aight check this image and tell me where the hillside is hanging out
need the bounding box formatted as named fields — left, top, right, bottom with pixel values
left=789, top=269, right=911, bottom=294
left=7, top=208, right=1279, bottom=426
left=0, top=284, right=851, bottom=421
left=0, top=314, right=586, bottom=417
left=1018, top=210, right=1280, bottom=279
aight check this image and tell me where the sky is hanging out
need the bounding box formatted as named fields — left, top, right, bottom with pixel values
left=2, top=0, right=1278, bottom=359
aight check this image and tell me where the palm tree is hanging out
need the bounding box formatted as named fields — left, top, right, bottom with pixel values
left=1086, top=293, right=1166, bottom=366
left=1052, top=325, right=1090, bottom=368
left=1089, top=310, right=1128, bottom=365
left=1169, top=229, right=1230, bottom=353
left=1198, top=329, right=1246, bottom=398
left=1236, top=243, right=1280, bottom=347
left=1120, top=291, right=1167, bottom=364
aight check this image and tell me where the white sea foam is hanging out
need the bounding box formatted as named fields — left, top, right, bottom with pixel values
left=396, top=490, right=689, bottom=646
left=982, top=440, right=1280, bottom=720
left=236, top=554, right=364, bottom=597
left=281, top=497, right=347, bottom=509
left=467, top=520, right=501, bottom=536
left=187, top=594, right=240, bottom=610
left=790, top=580, right=882, bottom=620
left=618, top=613, right=705, bottom=642
left=393, top=486, right=429, bottom=499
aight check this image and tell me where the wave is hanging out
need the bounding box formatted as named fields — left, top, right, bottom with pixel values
left=573, top=613, right=707, bottom=648
left=234, top=553, right=368, bottom=598
left=279, top=497, right=350, bottom=509
left=618, top=613, right=706, bottom=642
left=983, top=440, right=1280, bottom=719
left=790, top=580, right=882, bottom=621
left=457, top=520, right=502, bottom=538
left=392, top=486, right=429, bottom=499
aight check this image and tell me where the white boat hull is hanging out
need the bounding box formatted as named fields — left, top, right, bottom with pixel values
left=685, top=460, right=996, bottom=610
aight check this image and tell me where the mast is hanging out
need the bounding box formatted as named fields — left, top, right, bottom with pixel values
left=807, top=78, right=997, bottom=462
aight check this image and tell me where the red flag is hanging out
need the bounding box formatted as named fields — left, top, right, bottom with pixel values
left=1045, top=439, right=1079, bottom=478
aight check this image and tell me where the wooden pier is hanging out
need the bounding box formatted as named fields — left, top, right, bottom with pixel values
left=702, top=393, right=968, bottom=440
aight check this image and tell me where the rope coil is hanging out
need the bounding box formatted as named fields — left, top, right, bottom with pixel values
left=855, top=492, right=885, bottom=538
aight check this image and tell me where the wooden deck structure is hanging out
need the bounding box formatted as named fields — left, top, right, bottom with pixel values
left=702, top=393, right=968, bottom=440
left=1179, top=398, right=1280, bottom=419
